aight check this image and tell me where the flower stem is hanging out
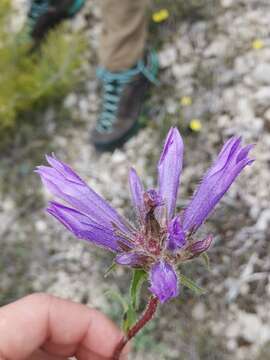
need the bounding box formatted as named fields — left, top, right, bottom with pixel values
left=112, top=296, right=159, bottom=360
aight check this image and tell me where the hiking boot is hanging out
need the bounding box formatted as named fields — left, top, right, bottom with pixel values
left=91, top=51, right=159, bottom=151
left=26, top=0, right=85, bottom=43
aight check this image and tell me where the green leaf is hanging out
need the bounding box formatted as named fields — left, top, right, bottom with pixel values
left=130, top=269, right=147, bottom=310
left=201, top=252, right=210, bottom=270
left=122, top=269, right=147, bottom=334
left=180, top=274, right=206, bottom=295
left=104, top=262, right=117, bottom=278
left=106, top=270, right=147, bottom=334
left=105, top=289, right=135, bottom=334
left=104, top=290, right=128, bottom=313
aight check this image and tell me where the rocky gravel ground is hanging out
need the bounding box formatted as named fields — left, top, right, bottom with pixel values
left=1, top=0, right=270, bottom=359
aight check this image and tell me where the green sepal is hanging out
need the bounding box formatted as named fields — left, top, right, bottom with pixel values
left=201, top=252, right=210, bottom=270
left=130, top=269, right=147, bottom=311
left=122, top=269, right=147, bottom=333
left=180, top=274, right=206, bottom=295
left=104, top=262, right=117, bottom=278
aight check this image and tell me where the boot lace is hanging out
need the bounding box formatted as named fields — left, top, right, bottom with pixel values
left=28, top=0, right=50, bottom=26
left=96, top=51, right=159, bottom=133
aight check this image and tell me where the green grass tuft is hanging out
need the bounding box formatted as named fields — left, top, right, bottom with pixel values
left=0, top=0, right=87, bottom=135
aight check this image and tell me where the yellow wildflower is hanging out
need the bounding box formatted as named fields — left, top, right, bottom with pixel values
left=180, top=96, right=192, bottom=106
left=252, top=39, right=264, bottom=50
left=152, top=9, right=169, bottom=23
left=189, top=119, right=202, bottom=132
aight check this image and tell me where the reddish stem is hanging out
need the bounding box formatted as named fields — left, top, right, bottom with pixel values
left=112, top=296, right=159, bottom=360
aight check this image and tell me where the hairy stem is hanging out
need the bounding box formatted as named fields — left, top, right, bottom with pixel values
left=112, top=296, right=159, bottom=360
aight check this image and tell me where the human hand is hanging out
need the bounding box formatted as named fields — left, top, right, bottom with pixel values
left=0, top=293, right=129, bottom=360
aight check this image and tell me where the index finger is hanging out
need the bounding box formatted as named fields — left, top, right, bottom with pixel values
left=0, top=293, right=128, bottom=360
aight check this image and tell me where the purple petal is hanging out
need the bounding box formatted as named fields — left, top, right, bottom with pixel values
left=47, top=201, right=123, bottom=252
left=36, top=155, right=131, bottom=236
left=115, top=252, right=151, bottom=267
left=129, top=168, right=145, bottom=222
left=187, top=235, right=213, bottom=257
left=157, top=127, right=184, bottom=221
left=236, top=144, right=254, bottom=162
left=149, top=260, right=179, bottom=303
left=167, top=216, right=186, bottom=252
left=207, top=136, right=241, bottom=177
left=182, top=138, right=254, bottom=233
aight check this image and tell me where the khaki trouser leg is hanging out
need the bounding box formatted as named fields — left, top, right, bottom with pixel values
left=99, top=0, right=150, bottom=72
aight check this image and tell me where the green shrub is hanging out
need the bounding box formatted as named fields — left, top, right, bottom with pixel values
left=0, top=0, right=87, bottom=132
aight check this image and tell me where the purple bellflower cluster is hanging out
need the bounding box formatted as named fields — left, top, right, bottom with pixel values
left=36, top=128, right=254, bottom=304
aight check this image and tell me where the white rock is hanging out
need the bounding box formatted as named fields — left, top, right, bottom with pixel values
left=158, top=47, right=178, bottom=68
left=227, top=339, right=237, bottom=351
left=35, top=220, right=47, bottom=233
left=78, top=97, right=89, bottom=116
left=218, top=70, right=235, bottom=85
left=176, top=39, right=193, bottom=58
left=2, top=198, right=15, bottom=212
left=249, top=206, right=260, bottom=220
left=64, top=93, right=77, bottom=109
left=71, top=14, right=86, bottom=31
left=217, top=114, right=231, bottom=128
left=171, top=63, right=195, bottom=79
left=192, top=302, right=206, bottom=321
left=234, top=57, right=252, bottom=75
left=238, top=312, right=270, bottom=345
left=264, top=108, right=270, bottom=121
left=252, top=117, right=264, bottom=134
left=204, top=36, right=229, bottom=57
left=254, top=87, right=270, bottom=106
left=226, top=311, right=270, bottom=345
left=111, top=150, right=126, bottom=163
left=236, top=98, right=254, bottom=121
left=88, top=93, right=99, bottom=112
left=256, top=209, right=270, bottom=232
left=266, top=282, right=270, bottom=297
left=221, top=0, right=233, bottom=8
left=10, top=0, right=28, bottom=32
left=226, top=321, right=240, bottom=338
left=258, top=49, right=270, bottom=62
left=240, top=283, right=250, bottom=296
left=166, top=99, right=178, bottom=114
left=253, top=63, right=270, bottom=85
